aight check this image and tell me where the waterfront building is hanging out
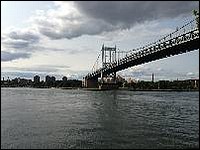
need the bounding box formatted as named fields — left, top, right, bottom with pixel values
left=152, top=73, right=154, bottom=82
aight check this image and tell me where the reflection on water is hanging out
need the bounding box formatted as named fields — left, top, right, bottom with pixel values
left=1, top=88, right=199, bottom=149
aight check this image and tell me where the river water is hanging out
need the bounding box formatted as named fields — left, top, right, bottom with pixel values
left=1, top=88, right=199, bottom=149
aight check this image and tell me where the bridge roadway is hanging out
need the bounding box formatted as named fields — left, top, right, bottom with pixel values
left=85, top=29, right=199, bottom=83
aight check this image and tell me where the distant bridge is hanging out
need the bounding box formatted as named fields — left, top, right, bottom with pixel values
left=83, top=12, right=199, bottom=88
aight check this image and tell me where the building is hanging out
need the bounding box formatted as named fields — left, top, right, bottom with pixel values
left=127, top=78, right=133, bottom=84
left=116, top=75, right=126, bottom=83
left=185, top=79, right=199, bottom=89
left=34, top=75, right=40, bottom=83
left=152, top=73, right=154, bottom=82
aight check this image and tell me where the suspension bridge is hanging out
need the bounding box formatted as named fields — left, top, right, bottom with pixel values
left=83, top=11, right=199, bottom=89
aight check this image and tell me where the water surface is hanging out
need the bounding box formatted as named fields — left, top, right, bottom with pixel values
left=1, top=88, right=199, bottom=149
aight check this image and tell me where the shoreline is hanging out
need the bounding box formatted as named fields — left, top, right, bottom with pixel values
left=125, top=88, right=199, bottom=92
left=83, top=88, right=199, bottom=92
left=1, top=87, right=199, bottom=92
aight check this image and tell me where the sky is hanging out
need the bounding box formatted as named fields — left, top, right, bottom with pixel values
left=1, top=1, right=199, bottom=81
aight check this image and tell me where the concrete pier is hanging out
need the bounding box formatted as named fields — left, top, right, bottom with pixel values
left=83, top=78, right=98, bottom=88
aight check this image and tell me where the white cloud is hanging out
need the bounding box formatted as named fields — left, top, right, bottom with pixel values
left=27, top=1, right=198, bottom=40
left=186, top=72, right=195, bottom=76
left=28, top=2, right=117, bottom=40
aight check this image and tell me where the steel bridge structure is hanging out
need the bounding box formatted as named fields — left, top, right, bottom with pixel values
left=83, top=13, right=199, bottom=88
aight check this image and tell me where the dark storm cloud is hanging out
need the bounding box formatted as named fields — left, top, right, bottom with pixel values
left=1, top=51, right=31, bottom=61
left=37, top=18, right=114, bottom=40
left=75, top=1, right=198, bottom=26
left=35, top=1, right=198, bottom=40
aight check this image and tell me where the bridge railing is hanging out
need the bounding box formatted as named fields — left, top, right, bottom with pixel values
left=116, top=28, right=199, bottom=65
left=129, top=19, right=197, bottom=53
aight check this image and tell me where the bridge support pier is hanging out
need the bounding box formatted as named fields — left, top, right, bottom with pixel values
left=83, top=78, right=98, bottom=88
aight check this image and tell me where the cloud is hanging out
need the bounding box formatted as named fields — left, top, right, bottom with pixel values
left=2, top=28, right=40, bottom=50
left=1, top=1, right=199, bottom=63
left=8, top=29, right=40, bottom=43
left=29, top=1, right=198, bottom=40
left=1, top=65, right=70, bottom=73
left=2, top=1, right=199, bottom=42
left=1, top=71, right=85, bottom=81
left=3, top=39, right=30, bottom=49
left=1, top=72, right=38, bottom=80
left=186, top=72, right=196, bottom=77
left=37, top=18, right=115, bottom=40
left=75, top=1, right=198, bottom=26
left=1, top=65, right=87, bottom=80
left=1, top=51, right=31, bottom=61
left=24, top=65, right=70, bottom=73
left=3, top=1, right=198, bottom=46
left=118, top=64, right=199, bottom=81
left=1, top=27, right=65, bottom=61
left=29, top=2, right=115, bottom=40
left=1, top=28, right=42, bottom=62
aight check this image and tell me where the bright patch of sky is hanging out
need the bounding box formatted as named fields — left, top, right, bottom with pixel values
left=1, top=1, right=53, bottom=29
left=1, top=1, right=199, bottom=81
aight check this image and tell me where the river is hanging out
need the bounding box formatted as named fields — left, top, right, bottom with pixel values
left=1, top=88, right=199, bottom=149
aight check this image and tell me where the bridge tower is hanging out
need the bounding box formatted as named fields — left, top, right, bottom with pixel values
left=101, top=45, right=117, bottom=83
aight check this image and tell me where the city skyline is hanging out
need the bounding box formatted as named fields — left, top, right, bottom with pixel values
left=1, top=1, right=199, bottom=81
